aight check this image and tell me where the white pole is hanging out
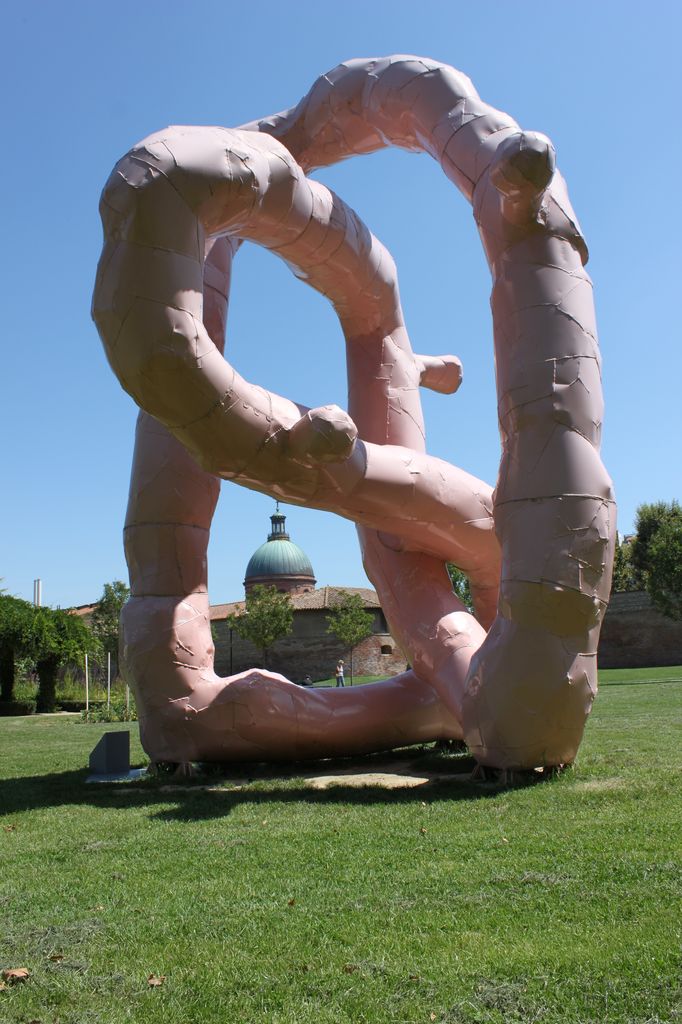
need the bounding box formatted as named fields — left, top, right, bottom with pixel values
left=125, top=683, right=130, bottom=716
left=107, top=652, right=111, bottom=709
left=85, top=653, right=89, bottom=718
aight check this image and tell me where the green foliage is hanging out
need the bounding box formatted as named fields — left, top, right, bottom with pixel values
left=31, top=606, right=96, bottom=664
left=82, top=696, right=137, bottom=722
left=227, top=585, right=294, bottom=667
left=631, top=500, right=682, bottom=619
left=611, top=535, right=637, bottom=593
left=0, top=595, right=35, bottom=645
left=630, top=501, right=679, bottom=582
left=646, top=516, right=682, bottom=619
left=32, top=607, right=99, bottom=713
left=326, top=593, right=374, bottom=684
left=0, top=597, right=100, bottom=709
left=0, top=595, right=37, bottom=701
left=445, top=563, right=474, bottom=612
left=90, top=580, right=130, bottom=665
left=13, top=668, right=132, bottom=711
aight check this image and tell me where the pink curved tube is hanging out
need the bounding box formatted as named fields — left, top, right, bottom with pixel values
left=93, top=56, right=614, bottom=768
left=117, top=229, right=481, bottom=760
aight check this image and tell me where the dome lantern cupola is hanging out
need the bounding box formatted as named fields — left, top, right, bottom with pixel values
left=267, top=507, right=289, bottom=541
left=244, top=504, right=316, bottom=596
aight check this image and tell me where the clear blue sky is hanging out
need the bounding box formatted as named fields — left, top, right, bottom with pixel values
left=2, top=0, right=680, bottom=609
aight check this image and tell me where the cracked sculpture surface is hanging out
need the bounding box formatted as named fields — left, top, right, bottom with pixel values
left=92, top=55, right=616, bottom=769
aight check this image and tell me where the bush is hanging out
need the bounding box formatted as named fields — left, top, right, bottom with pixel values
left=81, top=698, right=137, bottom=723
left=0, top=699, right=36, bottom=717
left=58, top=699, right=101, bottom=713
left=13, top=677, right=38, bottom=703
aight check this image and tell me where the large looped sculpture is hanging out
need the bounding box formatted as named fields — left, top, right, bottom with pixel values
left=92, top=56, right=615, bottom=769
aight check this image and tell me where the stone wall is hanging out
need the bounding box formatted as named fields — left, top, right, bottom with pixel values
left=598, top=591, right=682, bottom=668
left=212, top=608, right=408, bottom=682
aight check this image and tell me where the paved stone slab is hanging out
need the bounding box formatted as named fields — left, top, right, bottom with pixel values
left=86, top=767, right=147, bottom=784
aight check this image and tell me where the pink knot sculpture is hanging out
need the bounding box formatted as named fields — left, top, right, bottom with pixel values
left=92, top=56, right=615, bottom=769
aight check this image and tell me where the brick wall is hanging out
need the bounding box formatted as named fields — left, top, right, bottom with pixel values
left=212, top=608, right=408, bottom=682
left=212, top=591, right=682, bottom=679
left=598, top=591, right=682, bottom=668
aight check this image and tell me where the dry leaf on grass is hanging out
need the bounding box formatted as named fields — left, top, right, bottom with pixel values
left=420, top=827, right=428, bottom=835
left=430, top=1014, right=437, bottom=1021
left=1, top=968, right=30, bottom=983
left=147, top=974, right=166, bottom=987
left=48, top=954, right=64, bottom=963
left=287, top=898, right=296, bottom=907
left=3, top=824, right=16, bottom=832
left=342, top=963, right=359, bottom=974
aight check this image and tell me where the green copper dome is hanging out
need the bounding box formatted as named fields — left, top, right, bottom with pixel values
left=244, top=508, right=316, bottom=587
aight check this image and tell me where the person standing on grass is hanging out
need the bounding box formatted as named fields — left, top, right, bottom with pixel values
left=335, top=660, right=345, bottom=687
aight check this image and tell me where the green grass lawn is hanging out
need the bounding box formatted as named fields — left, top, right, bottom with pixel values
left=1, top=668, right=681, bottom=1024
left=312, top=674, right=387, bottom=687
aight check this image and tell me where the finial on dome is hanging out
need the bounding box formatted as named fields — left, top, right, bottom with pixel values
left=269, top=503, right=289, bottom=541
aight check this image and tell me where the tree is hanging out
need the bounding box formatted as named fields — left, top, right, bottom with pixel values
left=630, top=502, right=679, bottom=585
left=611, top=536, right=637, bottom=594
left=32, top=607, right=99, bottom=713
left=631, top=501, right=682, bottom=619
left=0, top=595, right=36, bottom=702
left=227, top=585, right=294, bottom=668
left=446, top=564, right=474, bottom=612
left=1, top=596, right=99, bottom=711
left=91, top=580, right=130, bottom=676
left=326, top=593, right=374, bottom=685
left=646, top=518, right=682, bottom=619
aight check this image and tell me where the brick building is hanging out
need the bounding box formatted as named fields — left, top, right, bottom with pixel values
left=212, top=511, right=682, bottom=679
left=74, top=511, right=682, bottom=678
left=210, top=508, right=408, bottom=682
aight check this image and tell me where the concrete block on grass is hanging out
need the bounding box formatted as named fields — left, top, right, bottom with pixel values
left=89, top=731, right=130, bottom=775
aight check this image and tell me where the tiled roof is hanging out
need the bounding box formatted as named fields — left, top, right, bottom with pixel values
left=70, top=587, right=380, bottom=622
left=70, top=604, right=96, bottom=618
left=209, top=586, right=380, bottom=621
